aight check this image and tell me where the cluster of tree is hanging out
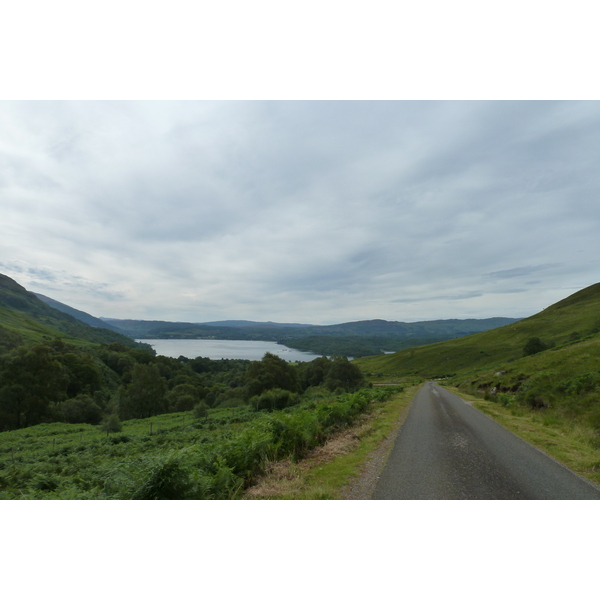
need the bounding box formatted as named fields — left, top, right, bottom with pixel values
left=0, top=340, right=245, bottom=430
left=283, top=335, right=455, bottom=357
left=0, top=339, right=366, bottom=431
left=523, top=337, right=547, bottom=356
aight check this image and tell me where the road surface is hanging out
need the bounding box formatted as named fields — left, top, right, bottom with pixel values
left=373, top=382, right=600, bottom=499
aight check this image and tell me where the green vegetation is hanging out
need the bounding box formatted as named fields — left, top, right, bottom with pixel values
left=0, top=338, right=248, bottom=432
left=0, top=274, right=148, bottom=350
left=450, top=337, right=600, bottom=427
left=356, top=282, right=600, bottom=445
left=523, top=337, right=547, bottom=356
left=244, top=385, right=415, bottom=499
left=0, top=273, right=379, bottom=500
left=0, top=386, right=396, bottom=499
left=355, top=283, right=600, bottom=379
left=5, top=269, right=600, bottom=498
left=282, top=335, right=454, bottom=358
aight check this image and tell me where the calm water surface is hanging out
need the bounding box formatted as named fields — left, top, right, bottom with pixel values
left=138, top=339, right=322, bottom=362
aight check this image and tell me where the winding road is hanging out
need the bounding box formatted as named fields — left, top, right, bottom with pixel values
left=373, top=382, right=600, bottom=499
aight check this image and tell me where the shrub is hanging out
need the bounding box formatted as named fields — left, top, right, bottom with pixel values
left=523, top=337, right=546, bottom=356
left=251, top=388, right=299, bottom=411
left=245, top=352, right=298, bottom=397
left=193, top=401, right=209, bottom=419
left=130, top=454, right=193, bottom=500
left=269, top=412, right=323, bottom=461
left=494, top=393, right=515, bottom=407
left=60, top=395, right=103, bottom=425
left=99, top=414, right=122, bottom=434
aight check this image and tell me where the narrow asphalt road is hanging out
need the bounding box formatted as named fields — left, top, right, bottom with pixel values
left=373, top=382, right=600, bottom=499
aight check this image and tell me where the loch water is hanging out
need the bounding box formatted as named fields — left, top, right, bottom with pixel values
left=137, top=338, right=322, bottom=362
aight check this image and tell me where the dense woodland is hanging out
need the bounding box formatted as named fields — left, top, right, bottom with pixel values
left=0, top=338, right=365, bottom=432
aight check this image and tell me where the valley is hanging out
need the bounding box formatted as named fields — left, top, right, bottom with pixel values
left=2, top=271, right=600, bottom=499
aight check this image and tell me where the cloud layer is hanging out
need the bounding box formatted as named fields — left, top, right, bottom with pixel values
left=2, top=101, right=599, bottom=324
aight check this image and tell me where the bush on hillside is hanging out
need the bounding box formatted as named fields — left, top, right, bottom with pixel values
left=193, top=401, right=209, bottom=419
left=250, top=388, right=299, bottom=411
left=59, top=395, right=103, bottom=424
left=99, top=413, right=122, bottom=434
left=523, top=337, right=547, bottom=356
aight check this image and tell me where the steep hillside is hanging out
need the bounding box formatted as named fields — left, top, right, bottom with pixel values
left=354, top=283, right=600, bottom=379
left=34, top=293, right=127, bottom=333
left=0, top=274, right=142, bottom=351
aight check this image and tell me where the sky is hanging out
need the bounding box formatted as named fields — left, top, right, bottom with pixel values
left=2, top=100, right=600, bottom=324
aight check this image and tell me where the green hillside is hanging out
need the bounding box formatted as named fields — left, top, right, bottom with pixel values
left=354, top=283, right=600, bottom=380
left=0, top=274, right=142, bottom=351
left=355, top=283, right=600, bottom=434
left=34, top=293, right=127, bottom=334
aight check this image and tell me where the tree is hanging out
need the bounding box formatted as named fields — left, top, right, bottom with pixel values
left=168, top=383, right=202, bottom=412
left=324, top=356, right=365, bottom=392
left=523, top=337, right=546, bottom=357
left=59, top=352, right=102, bottom=397
left=245, top=352, right=298, bottom=398
left=99, top=413, right=122, bottom=434
left=0, top=344, right=68, bottom=429
left=192, top=401, right=209, bottom=419
left=120, top=363, right=168, bottom=419
left=298, top=356, right=330, bottom=390
left=250, top=388, right=299, bottom=411
left=60, top=395, right=103, bottom=424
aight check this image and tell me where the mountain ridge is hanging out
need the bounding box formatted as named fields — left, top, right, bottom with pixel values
left=0, top=274, right=146, bottom=351
left=35, top=293, right=127, bottom=334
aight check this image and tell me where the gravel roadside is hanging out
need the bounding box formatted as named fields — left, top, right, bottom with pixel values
left=340, top=392, right=414, bottom=500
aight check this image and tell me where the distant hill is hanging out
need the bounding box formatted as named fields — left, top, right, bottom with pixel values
left=0, top=274, right=143, bottom=352
left=354, top=282, right=600, bottom=379
left=103, top=315, right=520, bottom=356
left=202, top=320, right=315, bottom=328
left=100, top=319, right=247, bottom=340
left=35, top=293, right=127, bottom=333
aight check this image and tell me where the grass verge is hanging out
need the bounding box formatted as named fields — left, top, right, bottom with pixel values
left=243, top=385, right=417, bottom=499
left=443, top=386, right=600, bottom=487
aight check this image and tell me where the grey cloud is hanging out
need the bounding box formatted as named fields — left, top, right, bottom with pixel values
left=393, top=292, right=484, bottom=304
left=2, top=101, right=600, bottom=323
left=27, top=268, right=57, bottom=282
left=487, top=264, right=561, bottom=280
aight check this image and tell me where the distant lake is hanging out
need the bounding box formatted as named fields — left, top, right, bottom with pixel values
left=138, top=339, right=322, bottom=362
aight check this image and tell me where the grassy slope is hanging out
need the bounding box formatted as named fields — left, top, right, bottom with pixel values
left=35, top=293, right=126, bottom=333
left=0, top=305, right=83, bottom=348
left=354, top=283, right=600, bottom=380
left=0, top=274, right=141, bottom=351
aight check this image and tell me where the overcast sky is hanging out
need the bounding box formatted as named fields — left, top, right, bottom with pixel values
left=2, top=100, right=599, bottom=324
